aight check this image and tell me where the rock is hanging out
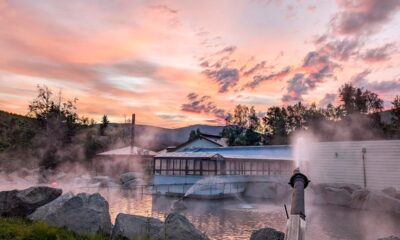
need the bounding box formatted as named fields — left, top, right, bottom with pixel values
left=311, top=183, right=361, bottom=207
left=377, top=236, right=400, bottom=240
left=111, top=213, right=164, bottom=240
left=28, top=192, right=74, bottom=220
left=0, top=186, right=62, bottom=217
left=164, top=212, right=208, bottom=240
left=382, top=187, right=400, bottom=200
left=45, top=192, right=112, bottom=235
left=250, top=228, right=285, bottom=240
left=171, top=199, right=187, bottom=211
left=120, top=172, right=142, bottom=189
left=119, top=172, right=137, bottom=185
left=350, top=189, right=400, bottom=213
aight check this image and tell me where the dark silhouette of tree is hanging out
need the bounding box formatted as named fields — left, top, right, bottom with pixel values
left=99, top=115, right=109, bottom=136
left=339, top=83, right=356, bottom=114
left=339, top=83, right=383, bottom=115
left=188, top=128, right=202, bottom=141
left=222, top=105, right=262, bottom=146
left=263, top=107, right=288, bottom=144
left=391, top=96, right=400, bottom=137
left=28, top=85, right=79, bottom=145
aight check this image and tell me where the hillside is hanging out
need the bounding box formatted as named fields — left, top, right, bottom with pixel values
left=109, top=123, right=224, bottom=151
left=0, top=110, right=38, bottom=151
left=0, top=110, right=223, bottom=152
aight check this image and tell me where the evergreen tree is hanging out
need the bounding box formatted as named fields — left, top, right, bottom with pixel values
left=99, top=115, right=109, bottom=136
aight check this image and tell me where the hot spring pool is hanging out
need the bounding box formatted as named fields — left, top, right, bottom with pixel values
left=90, top=188, right=400, bottom=240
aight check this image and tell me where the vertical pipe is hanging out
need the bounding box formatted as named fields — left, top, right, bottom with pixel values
left=362, top=148, right=367, bottom=188
left=131, top=113, right=135, bottom=153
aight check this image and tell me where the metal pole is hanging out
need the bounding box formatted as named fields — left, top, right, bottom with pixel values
left=285, top=168, right=310, bottom=240
left=131, top=113, right=135, bottom=153
left=362, top=148, right=367, bottom=188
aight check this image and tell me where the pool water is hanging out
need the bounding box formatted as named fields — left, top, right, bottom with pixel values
left=93, top=188, right=400, bottom=240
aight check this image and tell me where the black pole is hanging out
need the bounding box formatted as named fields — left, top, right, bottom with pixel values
left=131, top=113, right=135, bottom=153
left=288, top=168, right=309, bottom=220
left=362, top=148, right=367, bottom=188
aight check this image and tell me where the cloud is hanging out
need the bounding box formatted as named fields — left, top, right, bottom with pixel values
left=351, top=69, right=400, bottom=92
left=181, top=93, right=226, bottom=119
left=242, top=61, right=267, bottom=77
left=282, top=51, right=340, bottom=102
left=156, top=113, right=187, bottom=121
left=331, top=0, right=400, bottom=35
left=242, top=66, right=292, bottom=89
left=203, top=68, right=240, bottom=93
left=200, top=46, right=240, bottom=92
left=360, top=43, right=397, bottom=63
left=319, top=93, right=337, bottom=107
left=318, top=38, right=362, bottom=61
left=150, top=5, right=178, bottom=14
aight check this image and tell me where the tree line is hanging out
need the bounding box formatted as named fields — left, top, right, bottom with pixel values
left=222, top=83, right=400, bottom=146
left=0, top=85, right=113, bottom=172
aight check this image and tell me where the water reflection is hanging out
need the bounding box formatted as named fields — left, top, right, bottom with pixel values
left=77, top=188, right=400, bottom=240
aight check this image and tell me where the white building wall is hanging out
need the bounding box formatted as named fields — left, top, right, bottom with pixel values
left=304, top=140, right=400, bottom=190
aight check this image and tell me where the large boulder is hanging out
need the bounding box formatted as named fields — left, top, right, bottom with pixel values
left=111, top=213, right=164, bottom=240
left=28, top=192, right=74, bottom=220
left=44, top=193, right=112, bottom=235
left=0, top=186, right=62, bottom=217
left=164, top=212, right=208, bottom=240
left=250, top=228, right=285, bottom=240
left=350, top=189, right=400, bottom=213
left=311, top=183, right=361, bottom=207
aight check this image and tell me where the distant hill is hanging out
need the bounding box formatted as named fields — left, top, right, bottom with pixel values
left=109, top=123, right=224, bottom=151
left=0, top=109, right=223, bottom=152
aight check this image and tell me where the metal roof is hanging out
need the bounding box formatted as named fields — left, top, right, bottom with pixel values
left=97, top=146, right=156, bottom=156
left=157, top=145, right=293, bottom=161
left=155, top=152, right=221, bottom=158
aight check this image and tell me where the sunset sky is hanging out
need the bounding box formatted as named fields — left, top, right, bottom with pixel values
left=1, top=0, right=399, bottom=127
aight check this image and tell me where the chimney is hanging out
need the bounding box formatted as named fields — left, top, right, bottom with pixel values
left=131, top=113, right=135, bottom=153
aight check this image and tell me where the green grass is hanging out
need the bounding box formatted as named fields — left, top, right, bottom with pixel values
left=0, top=217, right=158, bottom=240
left=0, top=217, right=107, bottom=240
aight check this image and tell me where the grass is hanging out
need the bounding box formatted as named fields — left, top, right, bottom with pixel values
left=0, top=217, right=107, bottom=240
left=0, top=217, right=158, bottom=240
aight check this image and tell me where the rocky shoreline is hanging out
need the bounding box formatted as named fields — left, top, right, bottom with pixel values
left=0, top=186, right=209, bottom=240
left=310, top=183, right=400, bottom=214
left=0, top=184, right=399, bottom=240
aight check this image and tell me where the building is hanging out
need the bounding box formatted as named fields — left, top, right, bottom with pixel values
left=172, top=133, right=228, bottom=152
left=304, top=140, right=400, bottom=190
left=152, top=145, right=294, bottom=198
left=152, top=139, right=400, bottom=198
left=96, top=146, right=156, bottom=177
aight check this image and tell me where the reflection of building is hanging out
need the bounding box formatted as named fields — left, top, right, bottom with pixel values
left=152, top=146, right=294, bottom=198
left=96, top=146, right=156, bottom=177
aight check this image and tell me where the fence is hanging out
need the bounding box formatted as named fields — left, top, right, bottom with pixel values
left=305, top=140, right=400, bottom=190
